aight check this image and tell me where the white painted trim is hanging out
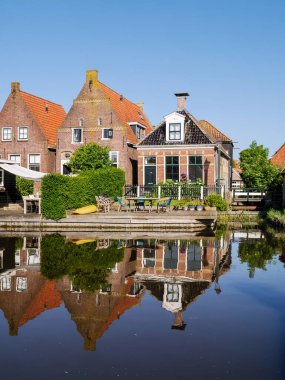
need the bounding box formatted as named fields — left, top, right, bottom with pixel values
left=165, top=112, right=185, bottom=143
left=143, top=155, right=157, bottom=186
left=2, top=127, right=12, bottom=141
left=128, top=121, right=146, bottom=129
left=102, top=128, right=113, bottom=140
left=18, top=126, right=28, bottom=141
left=8, top=154, right=21, bottom=165
left=162, top=241, right=180, bottom=270
left=142, top=247, right=156, bottom=268
left=137, top=144, right=217, bottom=151
left=0, top=168, right=4, bottom=186
left=28, top=153, right=41, bottom=171
left=72, top=128, right=83, bottom=143
left=109, top=151, right=119, bottom=168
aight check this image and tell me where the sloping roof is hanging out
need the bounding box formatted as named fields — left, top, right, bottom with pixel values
left=20, top=90, right=66, bottom=148
left=98, top=82, right=153, bottom=144
left=199, top=120, right=232, bottom=143
left=139, top=109, right=212, bottom=146
left=271, top=143, right=285, bottom=168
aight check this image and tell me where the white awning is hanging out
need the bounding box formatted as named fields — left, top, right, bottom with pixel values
left=0, top=164, right=46, bottom=181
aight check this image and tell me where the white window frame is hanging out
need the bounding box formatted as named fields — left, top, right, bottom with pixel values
left=109, top=151, right=119, bottom=168
left=102, top=128, right=113, bottom=140
left=16, top=277, right=27, bottom=292
left=129, top=122, right=146, bottom=141
left=18, top=126, right=28, bottom=140
left=2, top=127, right=12, bottom=141
left=142, top=248, right=156, bottom=268
left=0, top=277, right=11, bottom=291
left=8, top=154, right=21, bottom=165
left=0, top=169, right=4, bottom=186
left=72, top=128, right=83, bottom=143
left=165, top=112, right=185, bottom=142
left=28, top=154, right=41, bottom=172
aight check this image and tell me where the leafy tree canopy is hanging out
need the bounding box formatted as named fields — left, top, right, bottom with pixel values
left=67, top=143, right=112, bottom=173
left=239, top=141, right=282, bottom=189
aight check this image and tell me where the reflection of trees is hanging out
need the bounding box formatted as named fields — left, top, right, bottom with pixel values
left=40, top=235, right=124, bottom=292
left=238, top=239, right=275, bottom=278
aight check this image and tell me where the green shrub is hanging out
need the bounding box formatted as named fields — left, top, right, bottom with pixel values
left=204, top=193, right=228, bottom=211
left=41, top=167, right=125, bottom=219
left=16, top=177, right=34, bottom=197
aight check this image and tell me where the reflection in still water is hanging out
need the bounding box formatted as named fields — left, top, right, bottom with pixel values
left=0, top=233, right=231, bottom=349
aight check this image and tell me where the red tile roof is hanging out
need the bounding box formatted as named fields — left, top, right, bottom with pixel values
left=19, top=280, right=61, bottom=327
left=20, top=91, right=66, bottom=148
left=199, top=120, right=232, bottom=143
left=271, top=143, right=285, bottom=169
left=98, top=82, right=152, bottom=144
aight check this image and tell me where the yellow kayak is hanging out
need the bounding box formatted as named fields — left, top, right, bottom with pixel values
left=72, top=239, right=97, bottom=245
left=72, top=204, right=98, bottom=214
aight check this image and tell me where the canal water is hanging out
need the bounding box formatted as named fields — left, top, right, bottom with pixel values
left=0, top=230, right=284, bottom=380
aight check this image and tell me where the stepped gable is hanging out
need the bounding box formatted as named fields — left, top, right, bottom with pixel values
left=139, top=110, right=212, bottom=146
left=271, top=143, right=285, bottom=169
left=20, top=90, right=66, bottom=148
left=98, top=81, right=152, bottom=144
left=199, top=119, right=232, bottom=143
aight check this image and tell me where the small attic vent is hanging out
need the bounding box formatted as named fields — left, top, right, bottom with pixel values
left=120, top=94, right=124, bottom=101
left=89, top=80, right=93, bottom=92
left=45, top=104, right=49, bottom=113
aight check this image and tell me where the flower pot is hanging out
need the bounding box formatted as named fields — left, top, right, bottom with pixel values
left=188, top=205, right=195, bottom=211
left=196, top=205, right=203, bottom=211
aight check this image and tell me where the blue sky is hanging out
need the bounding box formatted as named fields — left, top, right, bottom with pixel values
left=0, top=0, right=284, bottom=158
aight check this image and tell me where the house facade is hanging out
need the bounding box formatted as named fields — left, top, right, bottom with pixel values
left=56, top=70, right=153, bottom=184
left=137, top=93, right=233, bottom=190
left=0, top=82, right=66, bottom=176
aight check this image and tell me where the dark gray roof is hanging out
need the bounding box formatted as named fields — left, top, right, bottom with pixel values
left=139, top=110, right=213, bottom=146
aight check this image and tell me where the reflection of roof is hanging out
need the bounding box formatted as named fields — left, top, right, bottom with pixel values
left=271, top=143, right=285, bottom=169
left=232, top=168, right=243, bottom=181
left=98, top=82, right=153, bottom=144
left=19, top=280, right=61, bottom=327
left=20, top=90, right=66, bottom=148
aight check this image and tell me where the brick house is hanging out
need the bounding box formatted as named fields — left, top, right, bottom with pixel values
left=137, top=93, right=233, bottom=190
left=56, top=70, right=153, bottom=184
left=0, top=82, right=66, bottom=175
left=271, top=143, right=285, bottom=169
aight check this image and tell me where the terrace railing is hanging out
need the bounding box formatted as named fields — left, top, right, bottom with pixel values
left=124, top=184, right=225, bottom=200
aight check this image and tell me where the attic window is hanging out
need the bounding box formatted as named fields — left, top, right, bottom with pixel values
left=89, top=80, right=93, bottom=92
left=130, top=123, right=145, bottom=140
left=79, top=118, right=84, bottom=127
left=98, top=117, right=102, bottom=126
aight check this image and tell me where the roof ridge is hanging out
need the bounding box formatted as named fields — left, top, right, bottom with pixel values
left=20, top=90, right=64, bottom=108
left=183, top=110, right=214, bottom=144
left=272, top=142, right=285, bottom=157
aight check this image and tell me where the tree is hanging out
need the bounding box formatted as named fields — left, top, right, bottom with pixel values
left=239, top=141, right=282, bottom=189
left=67, top=143, right=112, bottom=173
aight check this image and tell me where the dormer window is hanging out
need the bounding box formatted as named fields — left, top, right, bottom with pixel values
left=169, top=123, right=181, bottom=140
left=129, top=122, right=145, bottom=141
left=165, top=112, right=185, bottom=142
left=79, top=118, right=84, bottom=127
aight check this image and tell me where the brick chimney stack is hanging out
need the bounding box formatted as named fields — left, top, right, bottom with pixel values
left=11, top=82, right=20, bottom=93
left=86, top=69, right=98, bottom=89
left=175, top=92, right=189, bottom=111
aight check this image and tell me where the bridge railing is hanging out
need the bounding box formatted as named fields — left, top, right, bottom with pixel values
left=232, top=188, right=267, bottom=202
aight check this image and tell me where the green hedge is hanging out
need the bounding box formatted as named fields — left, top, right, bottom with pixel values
left=204, top=193, right=228, bottom=211
left=16, top=177, right=34, bottom=197
left=41, top=167, right=125, bottom=219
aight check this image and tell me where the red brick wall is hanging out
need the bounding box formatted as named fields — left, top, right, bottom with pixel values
left=0, top=90, right=56, bottom=173
left=137, top=147, right=216, bottom=186
left=56, top=82, right=136, bottom=184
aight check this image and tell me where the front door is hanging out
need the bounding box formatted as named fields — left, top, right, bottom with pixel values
left=144, top=166, right=156, bottom=186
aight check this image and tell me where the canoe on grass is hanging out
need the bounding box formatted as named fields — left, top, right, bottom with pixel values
left=72, top=204, right=98, bottom=215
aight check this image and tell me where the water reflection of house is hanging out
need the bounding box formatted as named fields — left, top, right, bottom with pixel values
left=56, top=246, right=143, bottom=351
left=132, top=236, right=231, bottom=328
left=0, top=236, right=61, bottom=335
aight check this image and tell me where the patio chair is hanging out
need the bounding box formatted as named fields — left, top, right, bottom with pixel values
left=135, top=195, right=146, bottom=211
left=157, top=197, right=172, bottom=213
left=117, top=197, right=130, bottom=212
left=95, top=196, right=110, bottom=213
